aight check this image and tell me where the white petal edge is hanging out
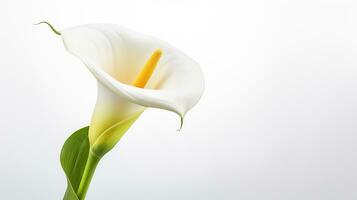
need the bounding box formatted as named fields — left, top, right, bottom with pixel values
left=61, top=24, right=204, bottom=118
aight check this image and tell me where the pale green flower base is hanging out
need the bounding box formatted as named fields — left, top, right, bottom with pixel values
left=60, top=112, right=180, bottom=200
left=60, top=112, right=141, bottom=200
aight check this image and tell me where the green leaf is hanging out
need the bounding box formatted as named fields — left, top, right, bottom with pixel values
left=60, top=127, right=90, bottom=200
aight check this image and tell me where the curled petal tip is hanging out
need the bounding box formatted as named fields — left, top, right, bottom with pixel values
left=177, top=116, right=184, bottom=132
left=34, top=21, right=61, bottom=35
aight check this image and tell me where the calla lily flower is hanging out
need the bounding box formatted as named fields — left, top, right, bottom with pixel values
left=38, top=22, right=204, bottom=200
left=57, top=24, right=204, bottom=156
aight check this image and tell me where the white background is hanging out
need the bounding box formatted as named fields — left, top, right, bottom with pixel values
left=1, top=0, right=357, bottom=199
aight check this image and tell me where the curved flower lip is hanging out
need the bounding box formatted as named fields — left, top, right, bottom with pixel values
left=61, top=24, right=204, bottom=120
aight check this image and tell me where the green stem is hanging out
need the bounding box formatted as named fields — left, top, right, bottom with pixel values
left=77, top=151, right=101, bottom=200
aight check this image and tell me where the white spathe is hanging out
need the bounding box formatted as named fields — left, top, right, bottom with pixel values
left=60, top=24, right=204, bottom=146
